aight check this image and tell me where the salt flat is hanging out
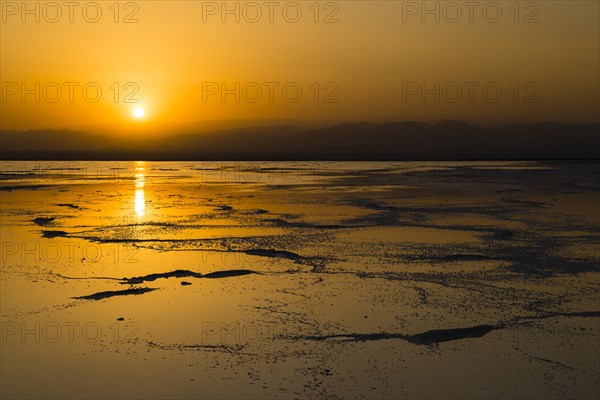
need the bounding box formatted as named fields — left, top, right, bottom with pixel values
left=1, top=161, right=598, bottom=399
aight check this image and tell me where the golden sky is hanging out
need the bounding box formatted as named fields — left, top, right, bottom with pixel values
left=1, top=0, right=599, bottom=133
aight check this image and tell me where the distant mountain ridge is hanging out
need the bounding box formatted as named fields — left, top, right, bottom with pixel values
left=1, top=120, right=598, bottom=160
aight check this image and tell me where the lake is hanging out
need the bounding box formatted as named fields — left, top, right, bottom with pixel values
left=1, top=161, right=598, bottom=399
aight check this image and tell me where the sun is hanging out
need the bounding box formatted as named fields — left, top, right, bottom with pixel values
left=133, top=107, right=145, bottom=119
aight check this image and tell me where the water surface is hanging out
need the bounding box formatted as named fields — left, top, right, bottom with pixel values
left=1, top=161, right=599, bottom=399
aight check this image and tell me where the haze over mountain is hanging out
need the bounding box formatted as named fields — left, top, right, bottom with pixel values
left=1, top=120, right=598, bottom=161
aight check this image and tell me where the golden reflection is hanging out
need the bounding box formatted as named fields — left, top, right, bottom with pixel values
left=134, top=163, right=145, bottom=216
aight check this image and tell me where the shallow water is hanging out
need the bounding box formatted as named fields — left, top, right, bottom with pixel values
left=1, top=161, right=599, bottom=399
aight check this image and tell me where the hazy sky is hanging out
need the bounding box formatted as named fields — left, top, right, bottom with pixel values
left=1, top=0, right=599, bottom=133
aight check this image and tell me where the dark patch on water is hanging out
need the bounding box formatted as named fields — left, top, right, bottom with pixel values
left=0, top=185, right=51, bottom=192
left=490, top=229, right=515, bottom=240
left=147, top=341, right=244, bottom=353
left=120, top=269, right=255, bottom=284
left=298, top=324, right=498, bottom=345
left=406, top=325, right=498, bottom=344
left=203, top=269, right=256, bottom=279
left=33, top=217, right=55, bottom=226
left=295, top=310, right=600, bottom=345
left=240, top=248, right=330, bottom=270
left=265, top=218, right=349, bottom=229
left=41, top=230, right=68, bottom=238
left=123, top=270, right=203, bottom=285
left=508, top=310, right=600, bottom=323
left=55, top=203, right=81, bottom=209
left=243, top=249, right=306, bottom=262
left=74, top=287, right=157, bottom=300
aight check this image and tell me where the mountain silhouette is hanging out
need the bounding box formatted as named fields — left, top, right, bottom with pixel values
left=1, top=121, right=598, bottom=160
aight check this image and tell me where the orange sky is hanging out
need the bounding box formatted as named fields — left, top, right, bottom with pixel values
left=1, top=0, right=599, bottom=134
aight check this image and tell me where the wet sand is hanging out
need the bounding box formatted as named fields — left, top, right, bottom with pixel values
left=1, top=161, right=598, bottom=399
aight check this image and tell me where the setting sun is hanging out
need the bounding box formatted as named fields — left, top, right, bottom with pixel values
left=134, top=107, right=145, bottom=119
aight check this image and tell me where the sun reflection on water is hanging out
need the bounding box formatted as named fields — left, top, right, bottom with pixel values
left=134, top=163, right=145, bottom=217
